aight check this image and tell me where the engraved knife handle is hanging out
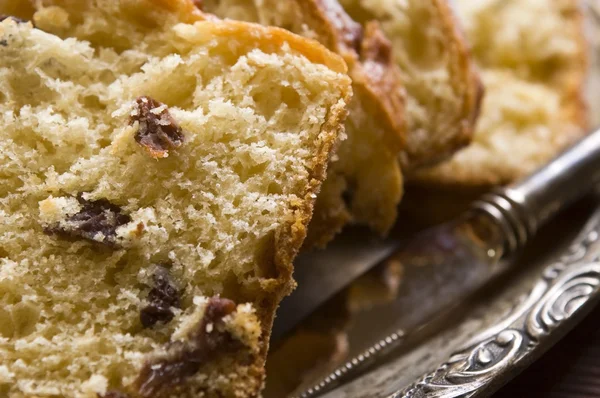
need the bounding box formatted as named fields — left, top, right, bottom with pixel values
left=473, top=127, right=600, bottom=255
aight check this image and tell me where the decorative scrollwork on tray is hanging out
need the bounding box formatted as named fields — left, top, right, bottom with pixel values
left=403, top=330, right=524, bottom=398
left=527, top=263, right=600, bottom=338
left=401, top=229, right=600, bottom=398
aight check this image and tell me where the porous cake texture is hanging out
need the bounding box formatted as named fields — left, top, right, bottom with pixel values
left=202, top=0, right=407, bottom=247
left=339, top=0, right=483, bottom=169
left=0, top=2, right=352, bottom=396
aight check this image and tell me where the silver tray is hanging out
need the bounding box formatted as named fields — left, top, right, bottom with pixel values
left=319, top=195, right=600, bottom=398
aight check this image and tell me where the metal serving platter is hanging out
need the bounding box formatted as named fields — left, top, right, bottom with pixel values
left=320, top=194, right=600, bottom=398
left=286, top=4, right=600, bottom=398
left=264, top=4, right=600, bottom=397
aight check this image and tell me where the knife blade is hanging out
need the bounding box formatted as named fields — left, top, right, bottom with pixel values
left=271, top=226, right=402, bottom=342
left=295, top=125, right=600, bottom=397
left=294, top=212, right=508, bottom=398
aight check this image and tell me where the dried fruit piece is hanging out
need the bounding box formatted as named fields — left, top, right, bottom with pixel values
left=130, top=96, right=184, bottom=159
left=140, top=266, right=181, bottom=328
left=136, top=297, right=248, bottom=397
left=44, top=196, right=131, bottom=248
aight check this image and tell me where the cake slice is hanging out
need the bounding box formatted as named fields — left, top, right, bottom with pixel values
left=413, top=0, right=588, bottom=185
left=0, top=3, right=351, bottom=397
left=339, top=0, right=483, bottom=169
left=202, top=0, right=406, bottom=248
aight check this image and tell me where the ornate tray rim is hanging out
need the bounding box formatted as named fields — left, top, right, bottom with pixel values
left=394, top=205, right=600, bottom=398
left=389, top=4, right=600, bottom=396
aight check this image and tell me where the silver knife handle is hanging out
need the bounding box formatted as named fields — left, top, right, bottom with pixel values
left=472, top=127, right=600, bottom=255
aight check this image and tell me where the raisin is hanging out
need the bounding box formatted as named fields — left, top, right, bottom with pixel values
left=341, top=188, right=354, bottom=209
left=140, top=304, right=175, bottom=328
left=136, top=297, right=247, bottom=397
left=192, top=0, right=203, bottom=9
left=98, top=391, right=129, bottom=398
left=130, top=96, right=184, bottom=159
left=44, top=196, right=131, bottom=248
left=140, top=266, right=181, bottom=328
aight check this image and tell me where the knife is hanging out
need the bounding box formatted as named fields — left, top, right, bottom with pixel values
left=272, top=125, right=600, bottom=397
left=271, top=226, right=402, bottom=342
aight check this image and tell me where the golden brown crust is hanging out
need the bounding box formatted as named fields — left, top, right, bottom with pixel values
left=193, top=20, right=349, bottom=74
left=403, top=0, right=482, bottom=169
left=151, top=0, right=206, bottom=22
left=296, top=0, right=406, bottom=247
left=354, top=20, right=406, bottom=151
left=303, top=174, right=350, bottom=249
left=272, top=89, right=351, bottom=296
left=260, top=84, right=351, bottom=392
left=310, top=0, right=363, bottom=55
left=0, top=1, right=35, bottom=19
left=411, top=0, right=589, bottom=187
left=185, top=19, right=352, bottom=398
left=231, top=18, right=353, bottom=386
left=307, top=0, right=406, bottom=151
